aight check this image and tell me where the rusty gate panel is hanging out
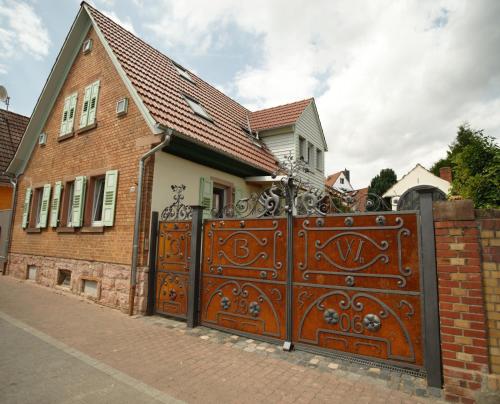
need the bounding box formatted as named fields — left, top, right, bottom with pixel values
left=292, top=213, right=423, bottom=367
left=155, top=220, right=191, bottom=318
left=200, top=218, right=287, bottom=340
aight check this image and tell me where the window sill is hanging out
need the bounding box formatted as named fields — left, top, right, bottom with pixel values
left=81, top=226, right=104, bottom=233
left=58, top=132, right=75, bottom=142
left=76, top=122, right=97, bottom=135
left=26, top=228, right=41, bottom=233
left=56, top=227, right=75, bottom=233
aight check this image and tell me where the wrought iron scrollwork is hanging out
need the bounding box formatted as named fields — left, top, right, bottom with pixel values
left=161, top=185, right=193, bottom=221
left=211, top=152, right=391, bottom=219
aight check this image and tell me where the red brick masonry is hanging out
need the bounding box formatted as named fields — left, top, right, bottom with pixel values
left=434, top=200, right=499, bottom=403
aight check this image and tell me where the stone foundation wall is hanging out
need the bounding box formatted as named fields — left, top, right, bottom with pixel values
left=7, top=253, right=148, bottom=313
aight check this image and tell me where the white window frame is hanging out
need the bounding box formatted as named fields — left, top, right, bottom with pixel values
left=316, top=148, right=323, bottom=171
left=307, top=142, right=315, bottom=167
left=66, top=182, right=75, bottom=227
left=34, top=188, right=44, bottom=228
left=299, top=136, right=307, bottom=161
left=91, top=177, right=106, bottom=227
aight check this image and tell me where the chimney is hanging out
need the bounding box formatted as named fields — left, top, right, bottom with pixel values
left=343, top=169, right=350, bottom=182
left=439, top=167, right=452, bottom=183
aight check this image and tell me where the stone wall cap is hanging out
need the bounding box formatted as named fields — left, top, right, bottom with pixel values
left=433, top=199, right=475, bottom=221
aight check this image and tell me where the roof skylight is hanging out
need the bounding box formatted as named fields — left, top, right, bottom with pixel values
left=173, top=62, right=194, bottom=83
left=184, top=96, right=212, bottom=121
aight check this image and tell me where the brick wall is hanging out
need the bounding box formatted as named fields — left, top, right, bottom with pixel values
left=7, top=26, right=160, bottom=312
left=8, top=26, right=159, bottom=265
left=477, top=211, right=500, bottom=375
left=434, top=200, right=499, bottom=403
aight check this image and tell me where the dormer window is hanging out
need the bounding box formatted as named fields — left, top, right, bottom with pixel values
left=173, top=61, right=194, bottom=83
left=184, top=96, right=212, bottom=121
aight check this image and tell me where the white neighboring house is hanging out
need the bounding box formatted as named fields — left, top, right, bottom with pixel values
left=325, top=170, right=354, bottom=193
left=383, top=164, right=451, bottom=210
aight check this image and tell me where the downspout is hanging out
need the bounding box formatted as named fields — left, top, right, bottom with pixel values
left=1, top=173, right=19, bottom=275
left=128, top=129, right=172, bottom=315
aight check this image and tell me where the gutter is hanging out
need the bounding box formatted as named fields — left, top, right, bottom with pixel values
left=128, top=128, right=172, bottom=316
left=1, top=174, right=19, bottom=275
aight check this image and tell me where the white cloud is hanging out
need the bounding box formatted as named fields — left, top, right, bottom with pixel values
left=0, top=0, right=51, bottom=66
left=144, top=0, right=500, bottom=187
left=101, top=10, right=136, bottom=34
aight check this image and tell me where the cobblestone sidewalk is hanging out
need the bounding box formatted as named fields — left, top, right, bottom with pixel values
left=0, top=277, right=444, bottom=404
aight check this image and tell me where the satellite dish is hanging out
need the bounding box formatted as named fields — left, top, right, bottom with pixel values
left=0, top=85, right=8, bottom=102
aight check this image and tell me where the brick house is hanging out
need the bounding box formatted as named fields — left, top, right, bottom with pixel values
left=0, top=108, right=29, bottom=272
left=5, top=2, right=328, bottom=313
left=0, top=109, right=28, bottom=210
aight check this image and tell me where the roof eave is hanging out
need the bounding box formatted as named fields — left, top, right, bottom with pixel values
left=168, top=128, right=277, bottom=175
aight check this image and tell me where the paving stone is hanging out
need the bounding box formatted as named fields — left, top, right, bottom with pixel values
left=0, top=277, right=444, bottom=403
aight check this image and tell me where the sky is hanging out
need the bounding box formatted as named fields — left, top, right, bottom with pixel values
left=1, top=0, right=499, bottom=188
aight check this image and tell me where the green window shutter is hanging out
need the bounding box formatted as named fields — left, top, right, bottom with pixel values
left=87, top=80, right=100, bottom=125
left=50, top=181, right=63, bottom=227
left=22, top=187, right=32, bottom=229
left=38, top=184, right=51, bottom=228
left=101, top=170, right=118, bottom=227
left=199, top=176, right=213, bottom=219
left=67, top=93, right=78, bottom=133
left=79, top=85, right=92, bottom=128
left=60, top=97, right=70, bottom=135
left=71, top=176, right=87, bottom=227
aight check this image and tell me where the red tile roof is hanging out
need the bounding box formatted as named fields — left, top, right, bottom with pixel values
left=87, top=3, right=309, bottom=173
left=352, top=187, right=369, bottom=212
left=250, top=99, right=312, bottom=132
left=325, top=171, right=343, bottom=188
left=0, top=109, right=29, bottom=184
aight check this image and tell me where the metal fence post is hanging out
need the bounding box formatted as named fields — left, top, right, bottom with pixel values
left=187, top=205, right=204, bottom=328
left=146, top=211, right=159, bottom=316
left=418, top=190, right=443, bottom=388
left=284, top=178, right=294, bottom=351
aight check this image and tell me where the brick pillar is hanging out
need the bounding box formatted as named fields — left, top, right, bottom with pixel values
left=434, top=200, right=489, bottom=403
left=477, top=210, right=500, bottom=392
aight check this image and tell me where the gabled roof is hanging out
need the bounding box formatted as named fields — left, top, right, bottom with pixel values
left=250, top=99, right=312, bottom=132
left=325, top=171, right=343, bottom=188
left=0, top=109, right=29, bottom=184
left=8, top=2, right=325, bottom=176
left=382, top=163, right=451, bottom=197
left=85, top=3, right=280, bottom=173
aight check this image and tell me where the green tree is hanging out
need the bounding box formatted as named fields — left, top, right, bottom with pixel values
left=431, top=124, right=499, bottom=208
left=367, top=168, right=397, bottom=210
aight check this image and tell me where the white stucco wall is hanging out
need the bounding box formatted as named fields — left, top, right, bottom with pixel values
left=330, top=172, right=354, bottom=192
left=383, top=164, right=451, bottom=210
left=151, top=152, right=261, bottom=214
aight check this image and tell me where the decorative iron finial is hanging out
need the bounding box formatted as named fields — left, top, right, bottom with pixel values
left=160, top=185, right=193, bottom=221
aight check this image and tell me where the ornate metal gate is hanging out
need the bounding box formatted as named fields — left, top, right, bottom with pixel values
left=292, top=213, right=423, bottom=367
left=154, top=186, right=193, bottom=319
left=157, top=156, right=441, bottom=385
left=200, top=218, right=287, bottom=340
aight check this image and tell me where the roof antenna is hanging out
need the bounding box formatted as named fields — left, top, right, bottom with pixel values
left=0, top=85, right=10, bottom=110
